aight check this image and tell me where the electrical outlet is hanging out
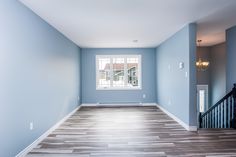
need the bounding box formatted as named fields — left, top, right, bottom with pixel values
left=143, top=94, right=146, bottom=99
left=78, top=96, right=80, bottom=101
left=168, top=100, right=171, bottom=106
left=30, top=122, right=34, bottom=130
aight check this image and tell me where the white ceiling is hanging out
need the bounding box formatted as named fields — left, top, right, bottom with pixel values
left=19, top=0, right=236, bottom=48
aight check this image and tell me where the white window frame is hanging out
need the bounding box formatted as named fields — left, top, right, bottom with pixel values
left=96, top=55, right=142, bottom=90
left=197, top=85, right=209, bottom=113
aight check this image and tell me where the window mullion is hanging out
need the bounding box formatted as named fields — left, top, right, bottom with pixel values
left=124, top=57, right=127, bottom=87
left=138, top=55, right=141, bottom=88
left=110, top=57, right=113, bottom=88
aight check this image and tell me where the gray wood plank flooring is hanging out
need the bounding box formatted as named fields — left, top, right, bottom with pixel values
left=26, top=106, right=236, bottom=157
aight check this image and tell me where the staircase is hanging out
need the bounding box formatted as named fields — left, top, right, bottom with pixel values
left=199, top=84, right=236, bottom=128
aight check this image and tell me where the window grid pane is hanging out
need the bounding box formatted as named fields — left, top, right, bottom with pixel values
left=127, top=58, right=139, bottom=87
left=98, top=58, right=111, bottom=88
left=113, top=58, right=125, bottom=87
left=96, top=55, right=141, bottom=89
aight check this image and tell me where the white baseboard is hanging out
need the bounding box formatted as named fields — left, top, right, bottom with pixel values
left=16, top=105, right=81, bottom=157
left=81, top=103, right=157, bottom=107
left=156, top=104, right=197, bottom=131
left=16, top=103, right=197, bottom=156
left=142, top=103, right=157, bottom=106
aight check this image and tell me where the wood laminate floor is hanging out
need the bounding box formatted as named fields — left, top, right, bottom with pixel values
left=26, top=106, right=236, bottom=157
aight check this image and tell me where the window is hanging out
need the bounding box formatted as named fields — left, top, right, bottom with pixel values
left=199, top=90, right=205, bottom=112
left=197, top=85, right=208, bottom=113
left=96, top=55, right=141, bottom=90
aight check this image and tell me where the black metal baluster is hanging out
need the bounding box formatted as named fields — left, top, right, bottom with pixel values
left=203, top=116, right=206, bottom=128
left=206, top=114, right=208, bottom=128
left=199, top=112, right=202, bottom=128
left=230, top=95, right=233, bottom=127
left=203, top=116, right=205, bottom=128
left=202, top=116, right=204, bottom=128
left=226, top=97, right=229, bottom=128
left=218, top=103, right=222, bottom=128
left=216, top=106, right=219, bottom=128
left=213, top=108, right=215, bottom=128
left=208, top=112, right=209, bottom=128
left=210, top=111, right=212, bottom=128
left=233, top=84, right=236, bottom=129
left=209, top=111, right=211, bottom=128
left=223, top=101, right=225, bottom=128
left=204, top=115, right=206, bottom=128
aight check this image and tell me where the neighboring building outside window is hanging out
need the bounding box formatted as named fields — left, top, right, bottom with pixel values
left=96, top=55, right=141, bottom=90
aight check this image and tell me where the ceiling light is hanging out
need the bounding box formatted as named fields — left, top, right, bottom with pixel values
left=196, top=40, right=210, bottom=71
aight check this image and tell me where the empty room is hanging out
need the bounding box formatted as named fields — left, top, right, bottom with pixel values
left=2, top=0, right=236, bottom=156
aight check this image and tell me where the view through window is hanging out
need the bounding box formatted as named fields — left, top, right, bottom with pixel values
left=96, top=55, right=141, bottom=90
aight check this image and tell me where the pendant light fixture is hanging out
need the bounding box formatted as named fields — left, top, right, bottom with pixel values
left=196, top=40, right=210, bottom=71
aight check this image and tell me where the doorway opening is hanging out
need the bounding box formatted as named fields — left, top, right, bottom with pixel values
left=197, top=85, right=208, bottom=127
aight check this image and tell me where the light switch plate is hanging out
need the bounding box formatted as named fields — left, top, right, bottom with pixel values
left=179, top=62, right=184, bottom=69
left=30, top=122, right=34, bottom=130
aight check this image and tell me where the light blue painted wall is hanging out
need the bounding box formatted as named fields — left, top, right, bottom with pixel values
left=0, top=1, right=81, bottom=156
left=226, top=26, right=236, bottom=92
left=156, top=24, right=197, bottom=126
left=188, top=24, right=197, bottom=126
left=81, top=48, right=156, bottom=104
left=210, top=43, right=226, bottom=105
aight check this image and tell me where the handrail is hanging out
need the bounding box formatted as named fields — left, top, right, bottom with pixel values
left=201, top=91, right=232, bottom=117
left=199, top=83, right=236, bottom=128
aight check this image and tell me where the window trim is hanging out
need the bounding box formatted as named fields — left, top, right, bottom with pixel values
left=96, top=55, right=142, bottom=90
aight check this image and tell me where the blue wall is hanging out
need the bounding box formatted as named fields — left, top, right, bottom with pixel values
left=156, top=24, right=197, bottom=126
left=210, top=43, right=226, bottom=105
left=81, top=48, right=156, bottom=104
left=226, top=26, right=236, bottom=92
left=0, top=1, right=81, bottom=156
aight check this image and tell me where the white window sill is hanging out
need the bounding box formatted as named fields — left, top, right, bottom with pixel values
left=96, top=87, right=142, bottom=91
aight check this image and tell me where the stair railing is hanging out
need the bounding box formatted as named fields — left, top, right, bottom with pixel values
left=199, top=84, right=236, bottom=128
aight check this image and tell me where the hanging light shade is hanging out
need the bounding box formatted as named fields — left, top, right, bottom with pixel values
left=196, top=40, right=210, bottom=71
left=196, top=58, right=209, bottom=71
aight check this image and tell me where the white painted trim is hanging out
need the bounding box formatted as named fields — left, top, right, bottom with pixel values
left=95, top=55, right=142, bottom=90
left=156, top=104, right=197, bottom=131
left=16, top=105, right=81, bottom=157
left=188, top=126, right=198, bottom=131
left=96, top=87, right=142, bottom=90
left=141, top=103, right=157, bottom=106
left=197, top=84, right=209, bottom=111
left=81, top=103, right=157, bottom=107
